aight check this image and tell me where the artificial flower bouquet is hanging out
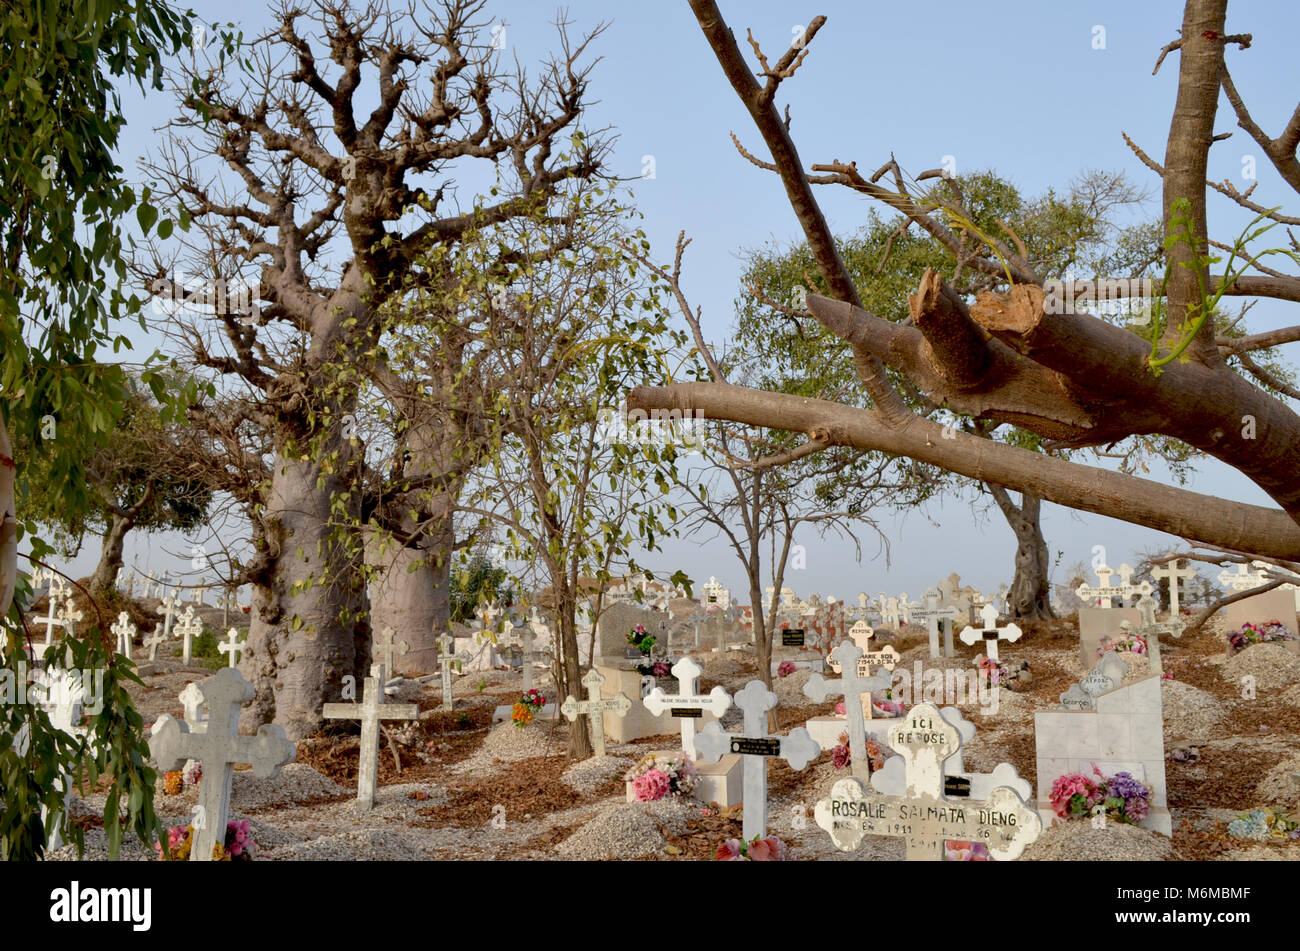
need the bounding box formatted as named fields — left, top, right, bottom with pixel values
left=716, top=834, right=787, bottom=861
left=624, top=751, right=699, bottom=801
left=1227, top=620, right=1299, bottom=657
left=161, top=759, right=203, bottom=796
left=1226, top=808, right=1300, bottom=842
left=944, top=840, right=990, bottom=861
left=156, top=819, right=256, bottom=861
left=777, top=660, right=797, bottom=678
left=1049, top=764, right=1151, bottom=825
left=511, top=688, right=547, bottom=728
left=829, top=731, right=887, bottom=772
left=626, top=624, right=655, bottom=656
left=1098, top=632, right=1147, bottom=657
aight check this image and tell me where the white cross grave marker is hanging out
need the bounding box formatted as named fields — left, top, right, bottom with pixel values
left=806, top=643, right=893, bottom=781
left=560, top=667, right=632, bottom=758
left=641, top=656, right=731, bottom=759
left=40, top=591, right=63, bottom=650
left=56, top=596, right=84, bottom=641
left=218, top=628, right=243, bottom=667
left=149, top=668, right=296, bottom=861
left=1119, top=593, right=1185, bottom=672
left=156, top=594, right=180, bottom=639
left=175, top=605, right=202, bottom=665
left=29, top=667, right=87, bottom=849
left=1150, top=559, right=1196, bottom=615
left=695, top=680, right=820, bottom=841
left=437, top=633, right=470, bottom=712
left=813, top=702, right=1042, bottom=860
left=144, top=626, right=168, bottom=662
left=193, top=577, right=210, bottom=607
left=1217, top=562, right=1269, bottom=593
left=323, top=665, right=419, bottom=808
left=110, top=612, right=136, bottom=661
left=908, top=588, right=965, bottom=658
left=179, top=682, right=208, bottom=733
left=958, top=603, right=1023, bottom=662
left=848, top=619, right=875, bottom=651
left=1077, top=563, right=1152, bottom=608
left=374, top=627, right=410, bottom=683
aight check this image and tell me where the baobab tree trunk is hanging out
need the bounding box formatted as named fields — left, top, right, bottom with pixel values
left=555, top=582, right=593, bottom=759
left=239, top=453, right=367, bottom=739
left=988, top=484, right=1054, bottom=620
left=364, top=513, right=453, bottom=675
left=89, top=513, right=132, bottom=599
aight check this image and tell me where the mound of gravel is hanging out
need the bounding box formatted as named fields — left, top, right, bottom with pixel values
left=555, top=804, right=665, bottom=859
left=1023, top=819, right=1172, bottom=861
left=562, top=755, right=636, bottom=794
left=1280, top=683, right=1300, bottom=707
left=698, top=655, right=747, bottom=680
left=1255, top=753, right=1300, bottom=805
left=338, top=782, right=449, bottom=819
left=772, top=668, right=815, bottom=705
left=268, top=828, right=433, bottom=861
left=451, top=721, right=562, bottom=775
left=1222, top=643, right=1300, bottom=691
left=1161, top=680, right=1225, bottom=741
left=232, top=762, right=352, bottom=811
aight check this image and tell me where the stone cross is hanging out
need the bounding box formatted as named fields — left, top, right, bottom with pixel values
left=641, top=656, right=731, bottom=759
left=156, top=594, right=180, bottom=640
left=110, top=612, right=136, bottom=661
left=179, top=682, right=208, bottom=732
left=149, top=668, right=296, bottom=861
left=994, top=583, right=1010, bottom=615
left=122, top=570, right=136, bottom=598
left=908, top=588, right=964, bottom=658
left=56, top=596, right=84, bottom=641
left=437, top=633, right=470, bottom=711
left=807, top=643, right=893, bottom=780
left=696, top=680, right=820, bottom=840
left=958, top=603, right=1023, bottom=662
left=175, top=605, right=202, bottom=665
left=559, top=667, right=632, bottom=758
left=322, top=665, right=419, bottom=809
left=1150, top=559, right=1196, bottom=615
left=374, top=627, right=410, bottom=683
left=39, top=591, right=63, bottom=649
left=510, top=623, right=540, bottom=692
left=193, top=577, right=210, bottom=607
left=871, top=705, right=1033, bottom=806
left=218, top=628, right=243, bottom=668
left=848, top=619, right=875, bottom=651
left=813, top=703, right=1042, bottom=860
left=1120, top=593, right=1185, bottom=672
left=1077, top=563, right=1152, bottom=608
left=1217, top=562, right=1269, bottom=593
left=144, top=626, right=168, bottom=662
left=29, top=667, right=87, bottom=850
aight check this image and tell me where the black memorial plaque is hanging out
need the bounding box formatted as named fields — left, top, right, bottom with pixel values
left=671, top=707, right=703, bottom=718
left=944, top=775, right=973, bottom=797
left=781, top=629, right=806, bottom=647
left=731, top=737, right=781, bottom=757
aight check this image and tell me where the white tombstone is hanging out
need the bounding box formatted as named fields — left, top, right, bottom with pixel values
left=149, top=668, right=296, bottom=861
left=322, top=665, right=419, bottom=809
left=374, top=627, right=410, bottom=683
left=958, top=603, right=1023, bottom=662
left=179, top=682, right=209, bottom=733
left=144, top=626, right=168, bottom=662
left=814, top=703, right=1042, bottom=860
left=29, top=667, right=87, bottom=849
left=174, top=605, right=202, bottom=666
left=848, top=619, right=875, bottom=651
left=1150, top=559, right=1196, bottom=615
left=55, top=596, right=84, bottom=642
left=908, top=588, right=964, bottom=658
left=39, top=588, right=64, bottom=650
left=695, top=680, right=820, bottom=841
left=1217, top=562, right=1269, bottom=593
left=560, top=668, right=632, bottom=758
left=218, top=628, right=243, bottom=668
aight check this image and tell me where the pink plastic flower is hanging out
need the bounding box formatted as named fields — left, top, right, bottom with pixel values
left=748, top=836, right=785, bottom=861
left=831, top=744, right=851, bottom=769
left=777, top=661, right=797, bottom=678
left=631, top=768, right=671, bottom=801
left=834, top=701, right=846, bottom=716
left=715, top=838, right=744, bottom=861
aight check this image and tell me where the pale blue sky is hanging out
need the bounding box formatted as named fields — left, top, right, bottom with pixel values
left=58, top=0, right=1299, bottom=604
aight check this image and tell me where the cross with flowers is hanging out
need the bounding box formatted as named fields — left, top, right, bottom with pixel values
left=813, top=703, right=1041, bottom=860
left=1119, top=593, right=1184, bottom=672
left=696, top=680, right=820, bottom=840
left=150, top=668, right=296, bottom=861
left=806, top=642, right=892, bottom=781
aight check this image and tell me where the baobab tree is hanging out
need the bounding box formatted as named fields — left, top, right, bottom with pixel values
left=629, top=0, right=1300, bottom=564
left=145, top=0, right=612, bottom=736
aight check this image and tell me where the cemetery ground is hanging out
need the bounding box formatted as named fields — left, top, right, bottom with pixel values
left=27, top=591, right=1300, bottom=862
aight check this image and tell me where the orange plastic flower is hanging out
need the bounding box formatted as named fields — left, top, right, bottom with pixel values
left=163, top=771, right=183, bottom=796
left=511, top=702, right=534, bottom=727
